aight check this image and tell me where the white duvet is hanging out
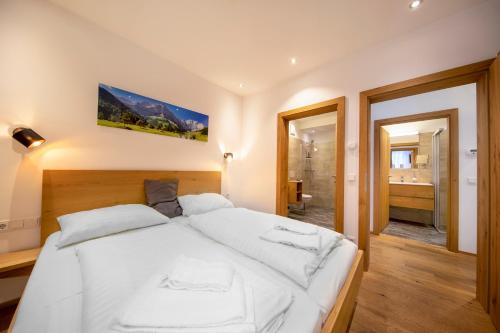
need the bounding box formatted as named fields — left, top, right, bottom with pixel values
left=75, top=223, right=320, bottom=333
left=188, top=208, right=344, bottom=288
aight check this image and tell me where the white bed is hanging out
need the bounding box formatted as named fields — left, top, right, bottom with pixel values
left=10, top=170, right=362, bottom=333
left=12, top=216, right=357, bottom=333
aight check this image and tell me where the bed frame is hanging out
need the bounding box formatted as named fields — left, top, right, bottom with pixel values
left=9, top=169, right=363, bottom=333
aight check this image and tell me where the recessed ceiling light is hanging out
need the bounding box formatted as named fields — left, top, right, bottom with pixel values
left=290, top=57, right=297, bottom=65
left=239, top=83, right=244, bottom=88
left=409, top=0, right=422, bottom=9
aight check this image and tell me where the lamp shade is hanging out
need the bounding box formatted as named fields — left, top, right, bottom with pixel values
left=416, top=154, right=428, bottom=165
left=12, top=128, right=46, bottom=148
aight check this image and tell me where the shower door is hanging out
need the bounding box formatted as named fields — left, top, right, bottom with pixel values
left=432, top=129, right=448, bottom=232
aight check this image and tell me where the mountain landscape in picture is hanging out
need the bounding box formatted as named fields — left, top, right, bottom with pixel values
left=97, top=84, right=209, bottom=141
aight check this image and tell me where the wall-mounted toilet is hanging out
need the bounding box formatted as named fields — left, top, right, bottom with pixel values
left=302, top=193, right=312, bottom=209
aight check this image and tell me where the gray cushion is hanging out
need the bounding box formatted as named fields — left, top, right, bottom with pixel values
left=144, top=179, right=183, bottom=218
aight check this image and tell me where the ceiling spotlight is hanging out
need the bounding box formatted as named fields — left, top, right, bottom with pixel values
left=239, top=83, right=244, bottom=88
left=290, top=57, right=297, bottom=65
left=409, top=0, right=422, bottom=9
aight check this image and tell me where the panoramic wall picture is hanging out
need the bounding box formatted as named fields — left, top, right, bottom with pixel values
left=97, top=84, right=209, bottom=142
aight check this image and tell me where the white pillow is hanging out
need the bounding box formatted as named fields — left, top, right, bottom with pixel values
left=178, top=193, right=234, bottom=216
left=56, top=204, right=169, bottom=247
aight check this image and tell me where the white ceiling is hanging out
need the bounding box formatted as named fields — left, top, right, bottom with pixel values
left=383, top=118, right=448, bottom=137
left=49, top=0, right=487, bottom=95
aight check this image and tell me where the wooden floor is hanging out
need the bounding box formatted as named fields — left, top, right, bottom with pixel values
left=350, top=234, right=496, bottom=333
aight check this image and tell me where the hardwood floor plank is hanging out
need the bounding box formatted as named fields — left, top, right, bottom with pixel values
left=350, top=234, right=495, bottom=333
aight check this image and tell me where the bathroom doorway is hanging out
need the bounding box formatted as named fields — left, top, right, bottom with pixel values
left=276, top=97, right=345, bottom=232
left=287, top=114, right=337, bottom=229
left=373, top=110, right=459, bottom=250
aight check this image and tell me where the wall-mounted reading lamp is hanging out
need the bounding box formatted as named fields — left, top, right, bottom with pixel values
left=223, top=152, right=233, bottom=163
left=12, top=128, right=46, bottom=148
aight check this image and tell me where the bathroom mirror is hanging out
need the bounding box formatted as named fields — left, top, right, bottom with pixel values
left=390, top=147, right=417, bottom=169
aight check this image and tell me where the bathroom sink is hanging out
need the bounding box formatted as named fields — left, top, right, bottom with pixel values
left=389, top=181, right=433, bottom=186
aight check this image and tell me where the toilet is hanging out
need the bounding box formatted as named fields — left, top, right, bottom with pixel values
left=301, top=194, right=313, bottom=210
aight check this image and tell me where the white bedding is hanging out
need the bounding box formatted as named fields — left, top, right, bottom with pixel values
left=13, top=232, right=82, bottom=333
left=188, top=208, right=345, bottom=288
left=76, top=223, right=303, bottom=333
left=12, top=215, right=356, bottom=333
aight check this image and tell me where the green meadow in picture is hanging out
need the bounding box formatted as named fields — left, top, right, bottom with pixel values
left=97, top=84, right=209, bottom=142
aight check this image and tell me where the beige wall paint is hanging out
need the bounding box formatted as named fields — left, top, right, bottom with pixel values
left=230, top=0, right=500, bottom=242
left=0, top=0, right=242, bottom=253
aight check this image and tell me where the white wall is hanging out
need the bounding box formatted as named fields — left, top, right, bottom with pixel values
left=231, top=0, right=500, bottom=242
left=0, top=0, right=242, bottom=253
left=371, top=84, right=477, bottom=253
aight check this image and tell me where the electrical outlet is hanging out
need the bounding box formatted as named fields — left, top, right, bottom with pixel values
left=0, top=217, right=40, bottom=232
left=0, top=221, right=8, bottom=232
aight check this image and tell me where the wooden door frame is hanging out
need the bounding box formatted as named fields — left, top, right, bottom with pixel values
left=276, top=96, right=345, bottom=232
left=358, top=59, right=494, bottom=311
left=373, top=109, right=459, bottom=253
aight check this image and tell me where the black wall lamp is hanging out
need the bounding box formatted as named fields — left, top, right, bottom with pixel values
left=12, top=128, right=46, bottom=148
left=223, top=152, right=233, bottom=163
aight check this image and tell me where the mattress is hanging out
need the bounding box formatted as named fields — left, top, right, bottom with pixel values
left=12, top=216, right=356, bottom=333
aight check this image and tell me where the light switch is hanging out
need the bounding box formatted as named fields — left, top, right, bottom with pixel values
left=467, top=177, right=477, bottom=185
left=348, top=174, right=356, bottom=182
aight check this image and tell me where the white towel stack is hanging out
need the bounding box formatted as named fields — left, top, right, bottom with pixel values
left=160, top=255, right=236, bottom=292
left=260, top=229, right=321, bottom=253
left=112, top=256, right=257, bottom=333
left=274, top=221, right=318, bottom=235
left=260, top=221, right=323, bottom=253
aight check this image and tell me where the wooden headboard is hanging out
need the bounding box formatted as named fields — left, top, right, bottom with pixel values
left=41, top=170, right=221, bottom=244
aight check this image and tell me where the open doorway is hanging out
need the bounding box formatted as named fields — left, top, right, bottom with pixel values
left=357, top=57, right=500, bottom=325
left=276, top=97, right=345, bottom=232
left=287, top=114, right=337, bottom=229
left=373, top=110, right=459, bottom=251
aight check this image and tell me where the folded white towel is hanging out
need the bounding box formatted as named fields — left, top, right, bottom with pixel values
left=274, top=221, right=318, bottom=235
left=112, top=274, right=255, bottom=333
left=260, top=229, right=321, bottom=253
left=160, top=255, right=235, bottom=292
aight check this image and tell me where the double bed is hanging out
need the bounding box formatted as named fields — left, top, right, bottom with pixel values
left=9, top=170, right=363, bottom=333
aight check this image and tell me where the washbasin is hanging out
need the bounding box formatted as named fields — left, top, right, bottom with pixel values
left=389, top=181, right=433, bottom=186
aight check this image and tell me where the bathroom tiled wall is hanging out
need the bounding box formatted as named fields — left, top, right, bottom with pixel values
left=288, top=127, right=336, bottom=209
left=303, top=140, right=336, bottom=209
left=288, top=136, right=303, bottom=180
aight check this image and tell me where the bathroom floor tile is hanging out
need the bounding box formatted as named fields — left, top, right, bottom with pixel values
left=382, top=220, right=446, bottom=247
left=288, top=206, right=335, bottom=230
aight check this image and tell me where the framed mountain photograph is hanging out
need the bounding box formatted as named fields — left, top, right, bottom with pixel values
left=97, top=84, right=209, bottom=142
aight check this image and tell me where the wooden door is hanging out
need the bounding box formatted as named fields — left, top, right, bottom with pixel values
left=379, top=127, right=391, bottom=232
left=489, top=53, right=500, bottom=330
